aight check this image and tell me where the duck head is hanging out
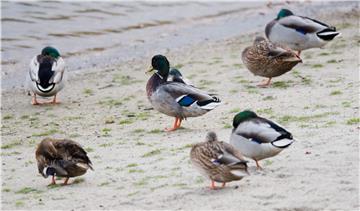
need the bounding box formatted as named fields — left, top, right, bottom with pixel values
left=41, top=46, right=60, bottom=59
left=148, top=55, right=170, bottom=79
left=233, top=110, right=258, bottom=128
left=277, top=9, right=293, bottom=20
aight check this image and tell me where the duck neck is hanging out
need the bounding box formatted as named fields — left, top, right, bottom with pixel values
left=146, top=73, right=167, bottom=97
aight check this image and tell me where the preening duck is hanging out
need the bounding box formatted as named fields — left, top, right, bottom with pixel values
left=27, top=46, right=65, bottom=105
left=229, top=110, right=294, bottom=169
left=242, top=36, right=302, bottom=87
left=190, top=131, right=249, bottom=189
left=146, top=55, right=221, bottom=131
left=265, top=9, right=341, bottom=55
left=35, top=138, right=93, bottom=185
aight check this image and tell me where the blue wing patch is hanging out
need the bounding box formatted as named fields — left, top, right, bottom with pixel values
left=296, top=28, right=306, bottom=35
left=250, top=138, right=262, bottom=144
left=177, top=95, right=196, bottom=107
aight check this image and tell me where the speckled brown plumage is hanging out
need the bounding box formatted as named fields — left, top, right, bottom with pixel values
left=35, top=138, right=93, bottom=185
left=242, top=36, right=302, bottom=84
left=190, top=132, right=248, bottom=188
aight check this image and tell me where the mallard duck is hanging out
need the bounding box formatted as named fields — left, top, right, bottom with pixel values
left=168, top=68, right=193, bottom=86
left=27, top=46, right=65, bottom=105
left=146, top=55, right=221, bottom=131
left=35, top=138, right=93, bottom=185
left=190, top=131, right=249, bottom=189
left=265, top=8, right=340, bottom=55
left=242, top=36, right=302, bottom=87
left=229, top=110, right=294, bottom=170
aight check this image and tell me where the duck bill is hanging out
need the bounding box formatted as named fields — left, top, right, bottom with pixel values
left=146, top=66, right=154, bottom=74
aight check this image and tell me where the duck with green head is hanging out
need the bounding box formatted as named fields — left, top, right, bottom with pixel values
left=229, top=110, right=294, bottom=169
left=146, top=55, right=221, bottom=131
left=27, top=46, right=66, bottom=105
left=265, top=8, right=340, bottom=55
left=242, top=36, right=302, bottom=87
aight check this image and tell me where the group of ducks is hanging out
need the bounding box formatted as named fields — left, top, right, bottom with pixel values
left=32, top=9, right=339, bottom=188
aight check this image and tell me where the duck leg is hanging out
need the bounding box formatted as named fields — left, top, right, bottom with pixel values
left=49, top=175, right=56, bottom=185
left=221, top=182, right=226, bottom=188
left=255, top=160, right=263, bottom=170
left=31, top=94, right=41, bottom=105
left=297, top=50, right=301, bottom=56
left=257, top=78, right=272, bottom=87
left=210, top=180, right=217, bottom=190
left=51, top=94, right=59, bottom=104
left=165, top=117, right=180, bottom=131
left=63, top=177, right=69, bottom=185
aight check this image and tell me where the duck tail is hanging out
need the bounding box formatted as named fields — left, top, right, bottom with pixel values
left=197, top=96, right=221, bottom=110
left=317, top=28, right=341, bottom=41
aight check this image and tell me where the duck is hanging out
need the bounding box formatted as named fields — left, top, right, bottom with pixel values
left=229, top=110, right=294, bottom=170
left=242, top=36, right=302, bottom=87
left=190, top=131, right=249, bottom=189
left=146, top=55, right=221, bottom=131
left=265, top=8, right=341, bottom=55
left=35, top=138, right=93, bottom=185
left=27, top=46, right=66, bottom=105
left=168, top=68, right=193, bottom=86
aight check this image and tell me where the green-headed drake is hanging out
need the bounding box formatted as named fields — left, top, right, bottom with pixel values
left=35, top=138, right=93, bottom=185
left=146, top=55, right=221, bottom=131
left=242, top=36, right=302, bottom=87
left=265, top=9, right=340, bottom=55
left=190, top=131, right=249, bottom=189
left=27, top=46, right=65, bottom=105
left=230, top=110, right=294, bottom=170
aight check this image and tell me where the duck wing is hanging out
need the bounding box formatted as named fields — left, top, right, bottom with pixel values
left=162, top=82, right=220, bottom=109
left=49, top=57, right=65, bottom=84
left=234, top=117, right=292, bottom=144
left=278, top=15, right=325, bottom=34
left=29, top=55, right=40, bottom=82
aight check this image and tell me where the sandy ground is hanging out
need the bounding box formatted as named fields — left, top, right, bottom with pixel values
left=1, top=4, right=359, bottom=211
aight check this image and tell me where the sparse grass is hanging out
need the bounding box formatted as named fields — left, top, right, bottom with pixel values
left=229, top=108, right=241, bottom=113
left=129, top=169, right=144, bottom=173
left=262, top=96, right=276, bottom=101
left=233, top=63, right=243, bottom=68
left=127, top=191, right=140, bottom=197
left=98, top=98, right=122, bottom=107
left=342, top=101, right=351, bottom=108
left=318, top=52, right=330, bottom=56
left=3, top=114, right=13, bottom=120
left=223, top=123, right=232, bottom=129
left=73, top=178, right=85, bottom=184
left=312, top=64, right=324, bottom=68
left=1, top=141, right=21, bottom=149
left=3, top=188, right=11, bottom=192
left=32, top=129, right=58, bottom=137
left=15, top=201, right=24, bottom=207
left=272, top=81, right=291, bottom=89
left=278, top=112, right=339, bottom=124
left=256, top=108, right=273, bottom=115
left=119, top=119, right=134, bottom=125
left=99, top=143, right=113, bottom=147
left=84, top=147, right=94, bottom=153
left=126, top=163, right=138, bottom=168
left=135, top=141, right=146, bottom=146
left=142, top=149, right=161, bottom=157
left=346, top=118, right=360, bottom=125
left=83, top=88, right=93, bottom=95
left=264, top=160, right=273, bottom=166
left=112, top=74, right=142, bottom=85
left=330, top=90, right=342, bottom=96
left=149, top=129, right=162, bottom=134
left=105, top=116, right=115, bottom=124
left=98, top=182, right=110, bottom=187
left=132, top=129, right=145, bottom=133
left=16, top=187, right=41, bottom=194
left=101, top=128, right=111, bottom=136
left=327, top=59, right=337, bottom=63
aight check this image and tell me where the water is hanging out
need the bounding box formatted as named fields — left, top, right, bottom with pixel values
left=1, top=1, right=354, bottom=90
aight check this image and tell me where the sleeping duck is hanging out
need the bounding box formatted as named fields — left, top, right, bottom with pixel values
left=242, top=36, right=302, bottom=87
left=146, top=55, right=221, bottom=131
left=190, top=131, right=249, bottom=189
left=265, top=9, right=340, bottom=55
left=27, top=46, right=65, bottom=105
left=35, top=138, right=93, bottom=185
left=229, top=110, right=294, bottom=170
